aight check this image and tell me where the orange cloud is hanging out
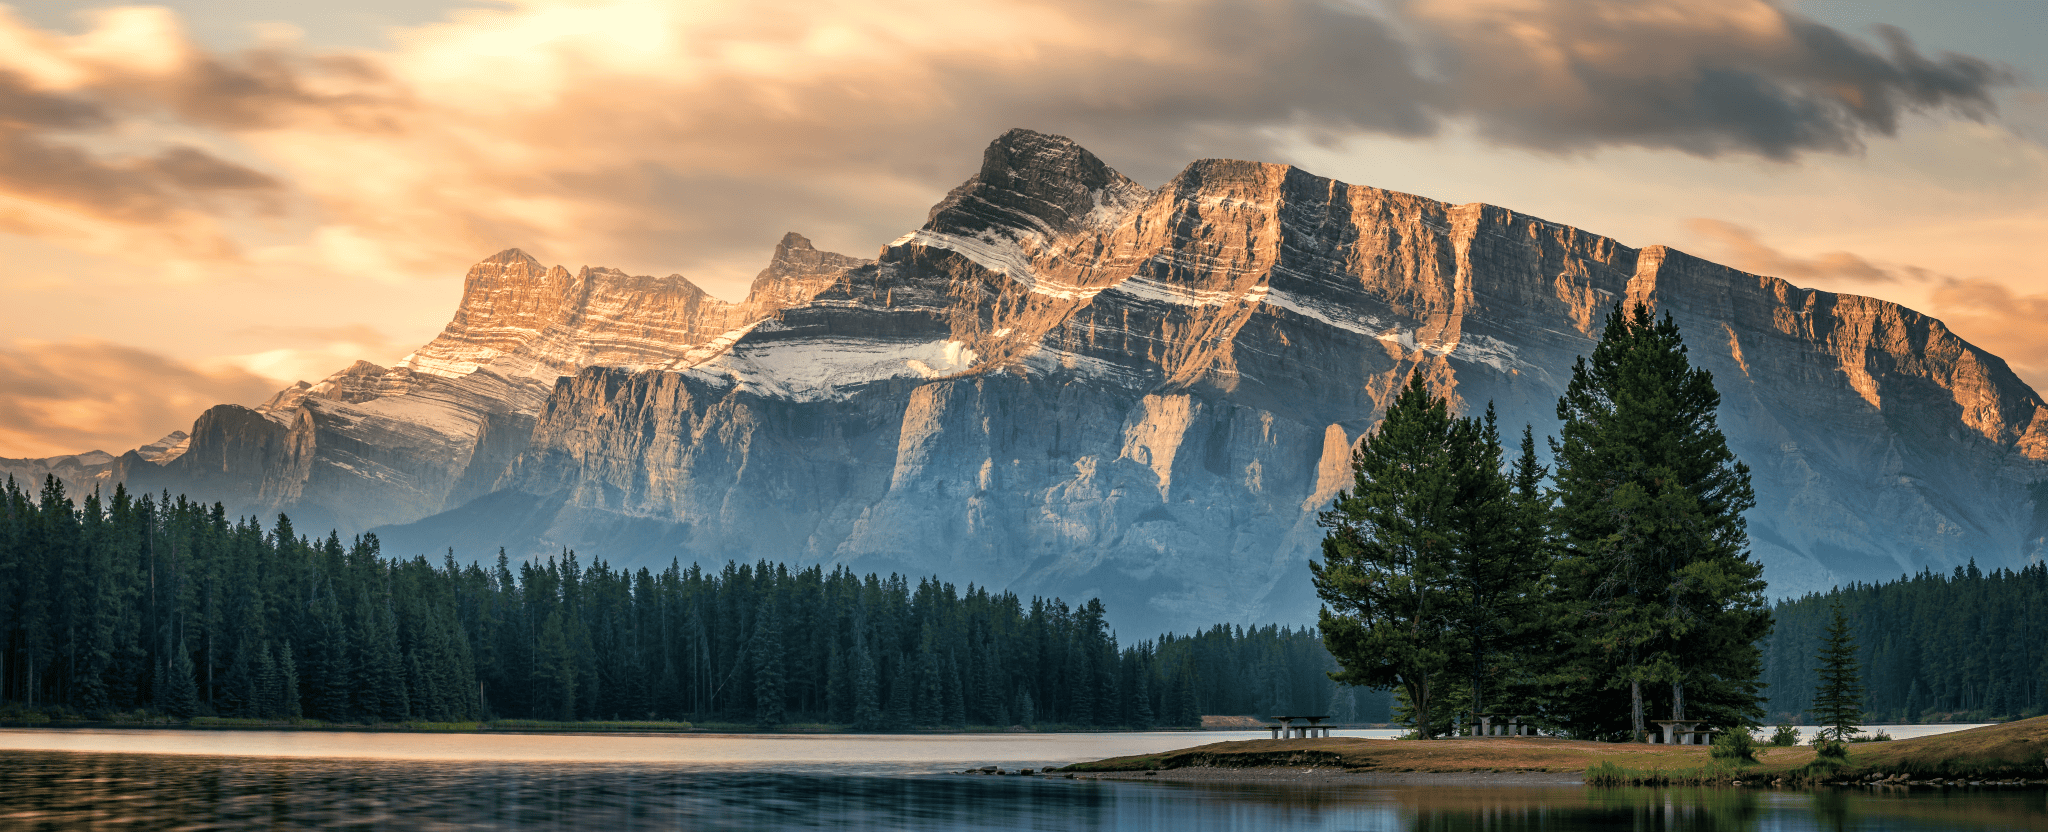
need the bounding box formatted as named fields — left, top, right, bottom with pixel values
left=0, top=339, right=281, bottom=458
left=0, top=0, right=2015, bottom=292
left=1684, top=218, right=1909, bottom=285
left=1927, top=279, right=2048, bottom=392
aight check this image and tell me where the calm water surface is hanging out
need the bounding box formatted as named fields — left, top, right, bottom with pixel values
left=0, top=727, right=2039, bottom=830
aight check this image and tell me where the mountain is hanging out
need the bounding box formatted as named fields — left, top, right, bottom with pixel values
left=27, top=129, right=2048, bottom=636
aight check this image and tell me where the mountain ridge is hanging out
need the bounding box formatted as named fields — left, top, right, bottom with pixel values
left=9, top=128, right=2045, bottom=635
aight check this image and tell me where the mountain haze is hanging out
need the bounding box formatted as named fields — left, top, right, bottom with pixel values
left=12, top=129, right=2046, bottom=635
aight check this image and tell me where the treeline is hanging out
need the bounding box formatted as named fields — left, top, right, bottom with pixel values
left=1762, top=561, right=2048, bottom=724
left=0, top=476, right=1370, bottom=727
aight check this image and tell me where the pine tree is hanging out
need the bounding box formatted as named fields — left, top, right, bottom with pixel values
left=277, top=641, right=302, bottom=719
left=942, top=654, right=966, bottom=728
left=162, top=638, right=200, bottom=718
left=853, top=631, right=882, bottom=729
left=1450, top=408, right=1548, bottom=734
left=357, top=590, right=409, bottom=723
left=251, top=641, right=282, bottom=718
left=1812, top=599, right=1863, bottom=742
left=1549, top=302, right=1769, bottom=740
left=534, top=609, right=577, bottom=721
left=753, top=601, right=786, bottom=726
left=1313, top=373, right=1476, bottom=738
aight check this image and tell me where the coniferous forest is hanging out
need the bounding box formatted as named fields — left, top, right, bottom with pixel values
left=1761, top=562, right=2048, bottom=725
left=0, top=475, right=1376, bottom=727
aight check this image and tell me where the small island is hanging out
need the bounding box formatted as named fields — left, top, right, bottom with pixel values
left=1058, top=716, right=2048, bottom=787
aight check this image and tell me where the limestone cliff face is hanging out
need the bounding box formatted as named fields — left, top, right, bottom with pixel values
left=61, top=129, right=2048, bottom=636
left=91, top=233, right=865, bottom=534
left=438, top=130, right=2048, bottom=633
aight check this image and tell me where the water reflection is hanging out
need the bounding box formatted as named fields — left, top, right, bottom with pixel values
left=0, top=752, right=2042, bottom=831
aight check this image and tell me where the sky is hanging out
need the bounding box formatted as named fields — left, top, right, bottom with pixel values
left=2, top=0, right=2046, bottom=458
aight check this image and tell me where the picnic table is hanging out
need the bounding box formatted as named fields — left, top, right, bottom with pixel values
left=1649, top=719, right=1715, bottom=745
left=1267, top=715, right=1332, bottom=739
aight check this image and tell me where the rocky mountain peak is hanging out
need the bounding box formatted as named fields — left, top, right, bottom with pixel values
left=483, top=248, right=544, bottom=267
left=746, top=232, right=869, bottom=311
left=922, top=128, right=1150, bottom=242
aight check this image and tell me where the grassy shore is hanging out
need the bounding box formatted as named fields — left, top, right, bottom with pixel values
left=1063, top=715, right=2048, bottom=784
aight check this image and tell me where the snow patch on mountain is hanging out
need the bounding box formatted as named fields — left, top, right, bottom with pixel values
left=1109, top=276, right=1270, bottom=308
left=691, top=336, right=982, bottom=401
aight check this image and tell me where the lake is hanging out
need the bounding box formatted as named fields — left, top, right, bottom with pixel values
left=1, top=726, right=2039, bottom=830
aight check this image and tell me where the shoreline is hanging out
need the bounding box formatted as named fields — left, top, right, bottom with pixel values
left=1059, top=717, right=2048, bottom=785
left=1070, top=766, right=1584, bottom=786
left=0, top=720, right=1280, bottom=738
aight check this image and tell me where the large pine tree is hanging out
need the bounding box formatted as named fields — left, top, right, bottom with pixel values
left=1314, top=373, right=1533, bottom=738
left=1550, top=302, right=1771, bottom=740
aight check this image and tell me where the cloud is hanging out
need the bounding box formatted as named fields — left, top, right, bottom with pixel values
left=1678, top=219, right=2048, bottom=392
left=1409, top=0, right=2010, bottom=159
left=0, top=0, right=2016, bottom=297
left=1926, top=279, right=2048, bottom=391
left=1684, top=218, right=1914, bottom=285
left=0, top=6, right=390, bottom=260
left=0, top=339, right=282, bottom=459
left=222, top=323, right=405, bottom=384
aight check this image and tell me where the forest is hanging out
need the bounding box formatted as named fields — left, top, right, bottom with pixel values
left=1761, top=560, right=2048, bottom=724
left=0, top=475, right=1380, bottom=727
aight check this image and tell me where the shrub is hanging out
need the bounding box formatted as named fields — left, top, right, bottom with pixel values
left=1769, top=722, right=1800, bottom=747
left=1849, top=730, right=1892, bottom=743
left=1710, top=728, right=1758, bottom=763
left=1812, top=739, right=1848, bottom=761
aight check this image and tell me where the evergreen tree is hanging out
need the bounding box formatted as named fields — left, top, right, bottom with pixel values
left=753, top=601, right=786, bottom=725
left=251, top=641, right=282, bottom=718
left=1313, top=374, right=1476, bottom=738
left=1549, top=302, right=1769, bottom=740
left=356, top=589, right=409, bottom=723
left=162, top=638, right=200, bottom=718
left=534, top=609, right=577, bottom=721
left=853, top=631, right=882, bottom=729
left=1812, top=599, right=1864, bottom=742
left=942, top=654, right=966, bottom=728
left=884, top=657, right=915, bottom=728
left=277, top=641, right=302, bottom=719
left=1450, top=408, right=1548, bottom=733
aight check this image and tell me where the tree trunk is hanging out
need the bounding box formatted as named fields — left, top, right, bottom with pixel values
left=1630, top=676, right=1645, bottom=742
left=1471, top=634, right=1485, bottom=737
left=1410, top=677, right=1431, bottom=740
left=1671, top=680, right=1686, bottom=721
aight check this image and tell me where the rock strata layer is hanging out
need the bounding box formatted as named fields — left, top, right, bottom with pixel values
left=21, top=129, right=2048, bottom=635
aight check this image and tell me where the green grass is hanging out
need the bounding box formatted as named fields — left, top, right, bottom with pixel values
left=487, top=719, right=694, bottom=732
left=403, top=721, right=484, bottom=732
left=1585, top=760, right=1755, bottom=787
left=188, top=716, right=333, bottom=728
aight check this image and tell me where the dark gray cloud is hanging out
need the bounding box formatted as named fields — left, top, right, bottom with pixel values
left=0, top=70, right=285, bottom=247
left=1406, top=0, right=2012, bottom=160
